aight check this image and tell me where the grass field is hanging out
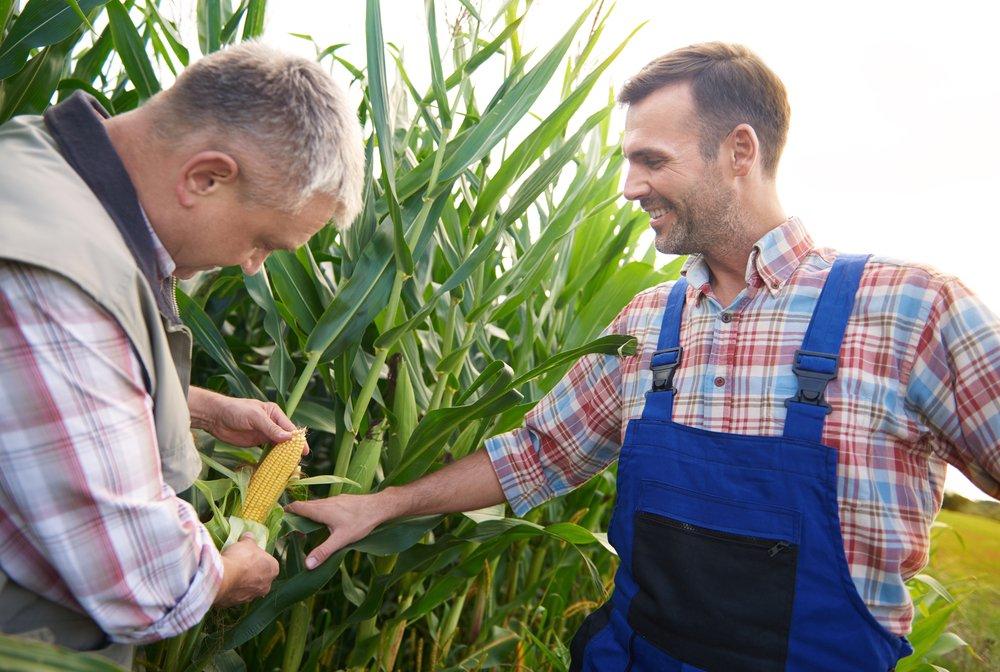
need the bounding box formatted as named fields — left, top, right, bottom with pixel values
left=927, top=509, right=1000, bottom=671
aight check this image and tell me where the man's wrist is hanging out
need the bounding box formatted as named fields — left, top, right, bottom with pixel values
left=188, top=386, right=222, bottom=432
left=378, top=486, right=413, bottom=522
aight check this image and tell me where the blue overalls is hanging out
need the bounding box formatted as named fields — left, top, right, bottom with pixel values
left=569, top=255, right=913, bottom=671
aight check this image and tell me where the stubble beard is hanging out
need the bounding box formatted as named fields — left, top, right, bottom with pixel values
left=653, top=168, right=746, bottom=258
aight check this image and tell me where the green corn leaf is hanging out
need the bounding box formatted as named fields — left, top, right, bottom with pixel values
left=433, top=5, right=592, bottom=187
left=69, top=24, right=111, bottom=84
left=509, top=334, right=637, bottom=389
left=564, top=262, right=668, bottom=349
left=55, top=77, right=114, bottom=111
left=177, top=289, right=264, bottom=400
left=197, top=0, right=222, bottom=54
left=212, top=516, right=442, bottom=657
left=344, top=424, right=383, bottom=493
left=0, top=0, right=108, bottom=80
left=0, top=634, right=127, bottom=671
left=63, top=0, right=94, bottom=34
left=468, top=23, right=640, bottom=227
left=373, top=214, right=513, bottom=349
left=305, top=193, right=447, bottom=360
left=424, top=0, right=450, bottom=128
left=106, top=1, right=160, bottom=100
left=145, top=1, right=189, bottom=66
left=292, top=475, right=361, bottom=489
left=500, top=107, right=609, bottom=226
left=264, top=250, right=324, bottom=334
left=365, top=0, right=393, bottom=183
left=0, top=1, right=15, bottom=36
left=290, top=399, right=340, bottom=435
left=218, top=2, right=247, bottom=45
left=0, top=34, right=74, bottom=121
left=242, top=0, right=266, bottom=40
left=244, top=268, right=294, bottom=398
left=366, top=0, right=412, bottom=274
left=386, top=363, right=523, bottom=485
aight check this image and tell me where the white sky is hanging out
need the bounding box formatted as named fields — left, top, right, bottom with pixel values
left=257, top=1, right=1000, bottom=500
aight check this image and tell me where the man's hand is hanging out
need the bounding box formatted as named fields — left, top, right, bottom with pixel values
left=287, top=449, right=506, bottom=570
left=214, top=534, right=280, bottom=607
left=188, top=386, right=306, bottom=452
left=285, top=491, right=401, bottom=569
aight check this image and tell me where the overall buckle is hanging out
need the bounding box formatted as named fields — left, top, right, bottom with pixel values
left=650, top=346, right=683, bottom=392
left=784, top=349, right=838, bottom=414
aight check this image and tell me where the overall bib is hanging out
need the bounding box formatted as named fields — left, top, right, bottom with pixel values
left=570, top=255, right=913, bottom=671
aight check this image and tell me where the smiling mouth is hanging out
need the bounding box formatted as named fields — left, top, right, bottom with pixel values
left=645, top=205, right=673, bottom=225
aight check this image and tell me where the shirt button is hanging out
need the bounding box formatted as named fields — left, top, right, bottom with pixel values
left=770, top=280, right=780, bottom=289
left=714, top=376, right=726, bottom=387
left=721, top=312, right=732, bottom=323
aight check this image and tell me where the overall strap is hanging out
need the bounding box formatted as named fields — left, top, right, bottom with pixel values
left=782, top=254, right=870, bottom=442
left=641, top=279, right=688, bottom=422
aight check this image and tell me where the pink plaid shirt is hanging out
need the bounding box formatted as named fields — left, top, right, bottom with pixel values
left=485, top=217, right=1000, bottom=635
left=0, top=259, right=222, bottom=644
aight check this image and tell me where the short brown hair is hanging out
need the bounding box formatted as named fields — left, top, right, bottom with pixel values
left=618, top=43, right=790, bottom=176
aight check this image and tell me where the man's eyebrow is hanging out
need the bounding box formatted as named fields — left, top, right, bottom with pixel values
left=622, top=148, right=670, bottom=161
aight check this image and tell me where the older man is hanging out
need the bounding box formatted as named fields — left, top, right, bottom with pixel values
left=0, top=42, right=363, bottom=665
left=290, top=43, right=1000, bottom=671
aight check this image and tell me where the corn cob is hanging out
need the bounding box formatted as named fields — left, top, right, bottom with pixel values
left=241, top=428, right=307, bottom=523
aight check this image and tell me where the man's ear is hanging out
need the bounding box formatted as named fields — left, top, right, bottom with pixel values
left=726, top=123, right=759, bottom=178
left=175, top=151, right=240, bottom=207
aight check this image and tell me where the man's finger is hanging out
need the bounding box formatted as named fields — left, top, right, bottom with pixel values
left=284, top=500, right=315, bottom=517
left=264, top=403, right=305, bottom=451
left=255, top=411, right=295, bottom=443
left=266, top=402, right=298, bottom=433
left=306, top=532, right=345, bottom=569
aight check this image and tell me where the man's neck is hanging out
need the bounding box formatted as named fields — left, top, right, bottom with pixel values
left=103, top=111, right=177, bottom=265
left=702, top=198, right=787, bottom=307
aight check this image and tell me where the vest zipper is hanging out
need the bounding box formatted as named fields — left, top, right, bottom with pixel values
left=170, top=276, right=180, bottom=319
left=637, top=511, right=792, bottom=556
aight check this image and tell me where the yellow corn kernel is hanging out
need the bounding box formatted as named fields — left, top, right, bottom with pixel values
left=241, top=428, right=307, bottom=523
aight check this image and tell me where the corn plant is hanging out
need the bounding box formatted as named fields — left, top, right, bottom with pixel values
left=0, top=2, right=974, bottom=671
left=155, top=3, right=675, bottom=668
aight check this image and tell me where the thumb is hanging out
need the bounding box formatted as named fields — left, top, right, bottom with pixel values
left=255, top=412, right=294, bottom=443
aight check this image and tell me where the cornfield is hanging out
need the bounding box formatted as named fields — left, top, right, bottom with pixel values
left=0, top=1, right=973, bottom=671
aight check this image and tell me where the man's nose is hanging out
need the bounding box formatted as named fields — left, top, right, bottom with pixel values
left=622, top=165, right=649, bottom=202
left=242, top=252, right=267, bottom=276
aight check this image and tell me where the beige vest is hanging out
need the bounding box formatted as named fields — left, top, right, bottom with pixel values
left=0, top=113, right=201, bottom=662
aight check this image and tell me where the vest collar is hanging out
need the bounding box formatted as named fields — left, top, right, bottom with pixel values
left=42, top=91, right=180, bottom=323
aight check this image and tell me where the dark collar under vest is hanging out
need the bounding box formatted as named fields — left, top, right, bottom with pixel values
left=43, top=91, right=179, bottom=323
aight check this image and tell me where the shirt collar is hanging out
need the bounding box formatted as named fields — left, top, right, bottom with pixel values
left=680, top=216, right=815, bottom=300
left=140, top=207, right=176, bottom=280
left=43, top=91, right=182, bottom=321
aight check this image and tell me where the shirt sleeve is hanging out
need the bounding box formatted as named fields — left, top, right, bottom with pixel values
left=484, top=303, right=635, bottom=516
left=0, top=262, right=223, bottom=644
left=905, top=275, right=1000, bottom=498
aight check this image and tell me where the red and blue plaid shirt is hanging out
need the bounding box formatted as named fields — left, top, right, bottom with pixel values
left=0, top=255, right=221, bottom=644
left=485, top=217, right=1000, bottom=635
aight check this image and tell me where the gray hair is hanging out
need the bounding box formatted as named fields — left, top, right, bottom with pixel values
left=152, top=41, right=364, bottom=226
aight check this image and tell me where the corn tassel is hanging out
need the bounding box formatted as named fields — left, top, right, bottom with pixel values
left=241, top=428, right=307, bottom=523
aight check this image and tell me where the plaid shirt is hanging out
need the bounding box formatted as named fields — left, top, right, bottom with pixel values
left=485, top=217, right=1000, bottom=635
left=0, top=257, right=222, bottom=644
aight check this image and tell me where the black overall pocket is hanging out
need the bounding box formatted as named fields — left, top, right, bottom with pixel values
left=628, top=483, right=800, bottom=672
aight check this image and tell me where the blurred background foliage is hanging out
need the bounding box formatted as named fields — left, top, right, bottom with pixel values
left=0, top=1, right=991, bottom=670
